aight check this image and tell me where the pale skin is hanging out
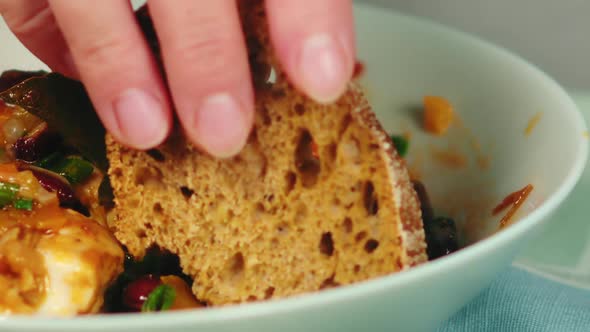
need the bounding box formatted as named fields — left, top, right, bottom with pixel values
left=0, top=0, right=355, bottom=157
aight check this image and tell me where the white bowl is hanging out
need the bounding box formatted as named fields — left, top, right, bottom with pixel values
left=0, top=3, right=587, bottom=332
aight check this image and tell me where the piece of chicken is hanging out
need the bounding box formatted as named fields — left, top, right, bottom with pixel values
left=0, top=202, right=123, bottom=316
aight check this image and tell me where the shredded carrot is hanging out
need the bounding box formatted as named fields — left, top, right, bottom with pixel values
left=423, top=96, right=454, bottom=135
left=493, top=184, right=534, bottom=229
left=525, top=112, right=543, bottom=136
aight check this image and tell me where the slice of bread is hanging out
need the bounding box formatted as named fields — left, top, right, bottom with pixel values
left=107, top=1, right=427, bottom=305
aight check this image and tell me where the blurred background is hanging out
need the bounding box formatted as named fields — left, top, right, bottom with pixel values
left=361, top=0, right=589, bottom=93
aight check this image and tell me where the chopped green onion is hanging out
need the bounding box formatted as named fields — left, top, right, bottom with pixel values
left=141, top=284, right=176, bottom=312
left=53, top=157, right=94, bottom=184
left=37, top=153, right=94, bottom=185
left=14, top=198, right=33, bottom=211
left=390, top=135, right=409, bottom=157
left=0, top=181, right=19, bottom=207
left=35, top=151, right=63, bottom=169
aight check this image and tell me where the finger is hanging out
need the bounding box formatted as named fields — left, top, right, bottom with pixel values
left=266, top=0, right=355, bottom=103
left=148, top=0, right=253, bottom=158
left=48, top=0, right=171, bottom=150
left=0, top=0, right=76, bottom=77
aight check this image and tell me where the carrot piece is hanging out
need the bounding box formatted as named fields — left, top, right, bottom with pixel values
left=423, top=96, right=454, bottom=135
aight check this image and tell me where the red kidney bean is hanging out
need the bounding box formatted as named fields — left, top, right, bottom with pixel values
left=123, top=274, right=162, bottom=311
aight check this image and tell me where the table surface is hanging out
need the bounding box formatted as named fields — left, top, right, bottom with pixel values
left=515, top=92, right=590, bottom=290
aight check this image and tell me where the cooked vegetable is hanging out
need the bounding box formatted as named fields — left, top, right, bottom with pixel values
left=423, top=96, right=454, bottom=135
left=49, top=156, right=94, bottom=185
left=0, top=73, right=108, bottom=172
left=0, top=181, right=19, bottom=206
left=424, top=216, right=458, bottom=260
left=390, top=135, right=409, bottom=157
left=13, top=124, right=60, bottom=162
left=27, top=165, right=76, bottom=204
left=141, top=284, right=176, bottom=312
left=123, top=274, right=162, bottom=311
left=104, top=247, right=194, bottom=313
left=0, top=70, right=47, bottom=93
left=14, top=198, right=33, bottom=211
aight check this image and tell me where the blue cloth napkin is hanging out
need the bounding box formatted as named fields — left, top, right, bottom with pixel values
left=436, top=267, right=590, bottom=332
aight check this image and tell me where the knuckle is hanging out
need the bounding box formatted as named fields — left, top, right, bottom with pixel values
left=2, top=2, right=51, bottom=37
left=73, top=33, right=137, bottom=69
left=177, top=35, right=237, bottom=75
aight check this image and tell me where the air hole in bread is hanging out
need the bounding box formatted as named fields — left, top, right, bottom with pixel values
left=260, top=106, right=271, bottom=125
left=364, top=239, right=379, bottom=253
left=355, top=231, right=368, bottom=242
left=295, top=204, right=307, bottom=223
left=353, top=264, right=361, bottom=274
left=295, top=129, right=320, bottom=187
left=226, top=252, right=245, bottom=283
left=285, top=171, right=296, bottom=194
left=271, top=237, right=279, bottom=249
left=320, top=275, right=340, bottom=289
left=247, top=295, right=258, bottom=302
left=271, top=88, right=286, bottom=99
left=326, top=142, right=338, bottom=166
left=146, top=149, right=165, bottom=162
left=339, top=114, right=352, bottom=138
left=136, top=229, right=147, bottom=239
left=153, top=203, right=163, bottom=214
left=319, top=232, right=334, bottom=256
left=341, top=137, right=360, bottom=161
left=363, top=181, right=379, bottom=215
left=277, top=222, right=289, bottom=235
left=264, top=286, right=275, bottom=299
left=342, top=217, right=353, bottom=234
left=111, top=167, right=123, bottom=178
left=145, top=223, right=153, bottom=230
left=134, top=167, right=162, bottom=187
left=180, top=186, right=194, bottom=199
left=294, top=103, right=305, bottom=115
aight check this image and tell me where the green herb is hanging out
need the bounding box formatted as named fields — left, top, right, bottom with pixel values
left=14, top=198, right=33, bottom=211
left=0, top=73, right=108, bottom=172
left=0, top=182, right=19, bottom=206
left=35, top=151, right=64, bottom=169
left=52, top=157, right=94, bottom=184
left=141, top=284, right=176, bottom=312
left=390, top=135, right=409, bottom=157
left=36, top=153, right=94, bottom=185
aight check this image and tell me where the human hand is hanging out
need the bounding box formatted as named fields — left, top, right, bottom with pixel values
left=0, top=0, right=355, bottom=157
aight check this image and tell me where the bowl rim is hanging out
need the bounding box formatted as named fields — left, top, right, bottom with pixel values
left=0, top=3, right=587, bottom=329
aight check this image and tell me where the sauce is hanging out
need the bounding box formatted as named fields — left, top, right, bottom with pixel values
left=492, top=184, right=534, bottom=228
left=525, top=112, right=543, bottom=136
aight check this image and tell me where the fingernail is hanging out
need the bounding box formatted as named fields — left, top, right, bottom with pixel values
left=193, top=93, right=249, bottom=158
left=299, top=33, right=351, bottom=103
left=113, top=88, right=168, bottom=149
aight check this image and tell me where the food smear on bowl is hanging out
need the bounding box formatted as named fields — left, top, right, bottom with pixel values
left=429, top=145, right=468, bottom=169
left=492, top=184, right=534, bottom=229
left=524, top=112, right=543, bottom=136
